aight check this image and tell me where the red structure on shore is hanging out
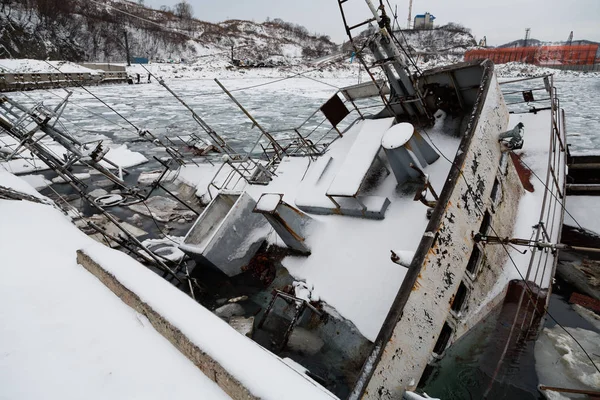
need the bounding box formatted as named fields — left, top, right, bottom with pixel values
left=465, top=44, right=599, bottom=66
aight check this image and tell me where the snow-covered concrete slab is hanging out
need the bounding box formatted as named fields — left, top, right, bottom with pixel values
left=79, top=242, right=337, bottom=400
left=0, top=199, right=231, bottom=400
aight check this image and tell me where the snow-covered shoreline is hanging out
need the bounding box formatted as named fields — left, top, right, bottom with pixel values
left=2, top=57, right=597, bottom=83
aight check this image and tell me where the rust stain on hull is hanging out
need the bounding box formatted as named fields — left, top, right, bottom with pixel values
left=510, top=152, right=534, bottom=192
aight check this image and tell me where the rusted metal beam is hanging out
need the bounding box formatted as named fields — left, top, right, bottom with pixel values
left=539, top=385, right=600, bottom=397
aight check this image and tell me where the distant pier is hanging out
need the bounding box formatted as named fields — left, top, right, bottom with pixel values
left=0, top=69, right=128, bottom=92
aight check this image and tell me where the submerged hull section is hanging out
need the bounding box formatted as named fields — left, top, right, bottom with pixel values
left=353, top=61, right=566, bottom=398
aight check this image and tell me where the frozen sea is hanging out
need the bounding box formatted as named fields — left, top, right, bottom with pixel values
left=4, top=73, right=599, bottom=157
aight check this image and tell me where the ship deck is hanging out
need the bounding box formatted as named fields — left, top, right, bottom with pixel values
left=183, top=113, right=463, bottom=342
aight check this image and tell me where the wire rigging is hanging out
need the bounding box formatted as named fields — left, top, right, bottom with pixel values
left=418, top=122, right=600, bottom=375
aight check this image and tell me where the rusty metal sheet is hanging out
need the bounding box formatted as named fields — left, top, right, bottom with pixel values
left=320, top=94, right=350, bottom=128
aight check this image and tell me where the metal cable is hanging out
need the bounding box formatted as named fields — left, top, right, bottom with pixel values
left=419, top=125, right=600, bottom=375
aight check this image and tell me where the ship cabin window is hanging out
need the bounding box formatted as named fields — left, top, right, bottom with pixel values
left=433, top=322, right=453, bottom=356
left=491, top=178, right=501, bottom=205
left=480, top=211, right=492, bottom=236
left=451, top=281, right=469, bottom=314
left=466, top=246, right=481, bottom=275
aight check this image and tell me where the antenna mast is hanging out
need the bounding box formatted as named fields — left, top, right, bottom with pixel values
left=407, top=0, right=413, bottom=29
left=524, top=28, right=531, bottom=47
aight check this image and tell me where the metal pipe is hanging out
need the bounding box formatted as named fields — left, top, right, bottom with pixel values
left=539, top=386, right=600, bottom=396
left=499, top=74, right=553, bottom=85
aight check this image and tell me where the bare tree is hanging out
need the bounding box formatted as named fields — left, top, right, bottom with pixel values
left=173, top=0, right=192, bottom=19
left=34, top=0, right=72, bottom=25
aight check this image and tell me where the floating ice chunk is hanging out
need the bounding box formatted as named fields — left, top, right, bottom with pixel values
left=0, top=169, right=48, bottom=199
left=88, top=188, right=108, bottom=198
left=51, top=173, right=91, bottom=184
left=535, top=326, right=600, bottom=393
left=20, top=174, right=51, bottom=190
left=100, top=145, right=148, bottom=169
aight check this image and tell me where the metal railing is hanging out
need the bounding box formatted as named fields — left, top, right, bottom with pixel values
left=203, top=88, right=386, bottom=200
left=501, top=74, right=568, bottom=329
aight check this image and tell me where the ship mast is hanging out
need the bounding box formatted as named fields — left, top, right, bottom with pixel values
left=362, top=0, right=429, bottom=117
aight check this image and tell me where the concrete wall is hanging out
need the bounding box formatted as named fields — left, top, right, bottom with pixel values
left=81, top=63, right=127, bottom=72
left=76, top=250, right=260, bottom=400
left=0, top=72, right=127, bottom=91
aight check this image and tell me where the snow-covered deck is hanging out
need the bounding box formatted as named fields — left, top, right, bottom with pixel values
left=180, top=116, right=461, bottom=341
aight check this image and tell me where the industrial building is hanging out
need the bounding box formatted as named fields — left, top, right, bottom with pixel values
left=413, top=12, right=435, bottom=29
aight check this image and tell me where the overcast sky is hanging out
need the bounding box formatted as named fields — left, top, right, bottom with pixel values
left=144, top=0, right=600, bottom=46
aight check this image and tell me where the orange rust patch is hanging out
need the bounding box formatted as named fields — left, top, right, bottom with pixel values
left=510, top=152, right=534, bottom=192
left=412, top=275, right=422, bottom=291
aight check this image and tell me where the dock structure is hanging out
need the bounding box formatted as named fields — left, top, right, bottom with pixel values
left=0, top=71, right=128, bottom=92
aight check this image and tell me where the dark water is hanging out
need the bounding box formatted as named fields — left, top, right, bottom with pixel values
left=420, top=276, right=600, bottom=399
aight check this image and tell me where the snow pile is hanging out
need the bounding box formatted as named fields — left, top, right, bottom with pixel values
left=293, top=281, right=320, bottom=303
left=495, top=62, right=600, bottom=78
left=256, top=193, right=282, bottom=212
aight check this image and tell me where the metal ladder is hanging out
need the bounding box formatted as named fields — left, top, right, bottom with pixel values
left=337, top=0, right=430, bottom=119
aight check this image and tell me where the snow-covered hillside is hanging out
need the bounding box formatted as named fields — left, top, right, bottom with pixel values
left=0, top=0, right=338, bottom=65
left=398, top=25, right=477, bottom=57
